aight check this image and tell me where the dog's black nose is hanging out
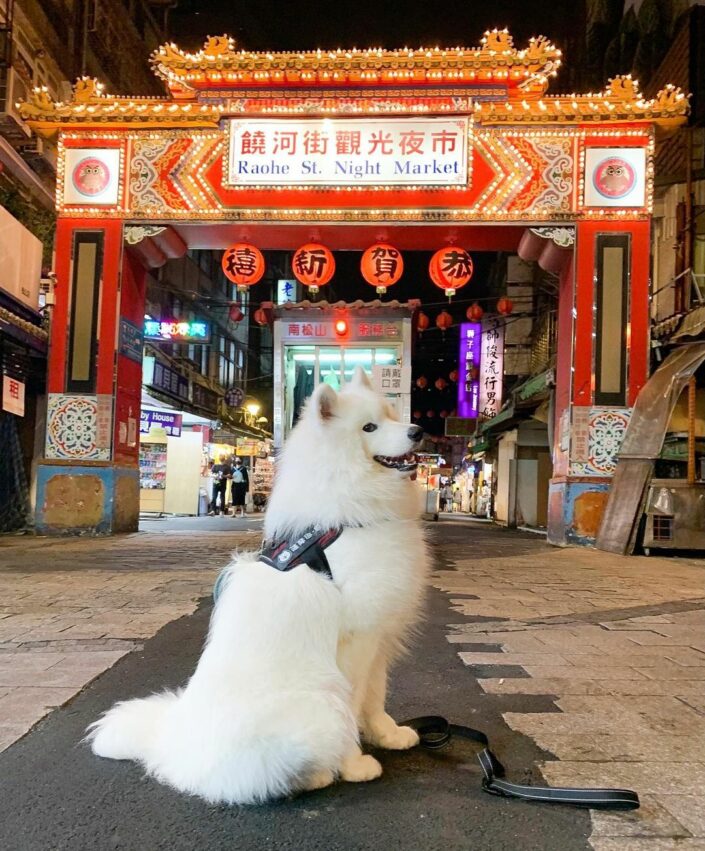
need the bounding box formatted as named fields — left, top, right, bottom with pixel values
left=408, top=425, right=424, bottom=442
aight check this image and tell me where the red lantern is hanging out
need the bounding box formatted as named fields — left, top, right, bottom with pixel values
left=440, top=409, right=449, bottom=418
left=228, top=303, right=244, bottom=323
left=426, top=409, right=435, bottom=418
left=253, top=307, right=268, bottom=326
left=497, top=297, right=514, bottom=316
left=436, top=310, right=453, bottom=331
left=413, top=410, right=422, bottom=420
left=222, top=243, right=265, bottom=292
left=449, top=369, right=458, bottom=383
left=435, top=377, right=448, bottom=391
left=417, top=310, right=430, bottom=332
left=429, top=247, right=473, bottom=298
left=416, top=376, right=428, bottom=390
left=292, top=243, right=335, bottom=293
left=360, top=243, right=403, bottom=294
left=467, top=302, right=484, bottom=322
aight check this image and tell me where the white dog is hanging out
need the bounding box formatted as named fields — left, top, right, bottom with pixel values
left=89, top=367, right=428, bottom=804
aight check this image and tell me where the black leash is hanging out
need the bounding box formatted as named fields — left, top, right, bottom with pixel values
left=401, top=715, right=640, bottom=810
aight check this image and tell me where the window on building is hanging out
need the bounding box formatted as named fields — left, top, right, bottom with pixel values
left=595, top=233, right=630, bottom=406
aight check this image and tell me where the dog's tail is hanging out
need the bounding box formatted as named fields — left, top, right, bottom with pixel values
left=86, top=692, right=176, bottom=762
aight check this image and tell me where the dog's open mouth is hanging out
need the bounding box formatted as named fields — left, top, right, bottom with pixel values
left=373, top=452, right=418, bottom=473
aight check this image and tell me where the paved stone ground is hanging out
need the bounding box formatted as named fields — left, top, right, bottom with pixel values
left=435, top=522, right=705, bottom=850
left=1, top=520, right=704, bottom=850
left=0, top=529, right=259, bottom=752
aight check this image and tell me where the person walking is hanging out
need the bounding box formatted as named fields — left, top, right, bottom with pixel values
left=208, top=454, right=232, bottom=515
left=231, top=457, right=249, bottom=518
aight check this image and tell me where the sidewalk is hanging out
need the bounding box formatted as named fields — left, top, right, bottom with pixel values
left=434, top=521, right=705, bottom=849
left=0, top=529, right=257, bottom=751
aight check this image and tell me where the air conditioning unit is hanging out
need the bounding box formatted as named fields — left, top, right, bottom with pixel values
left=18, top=135, right=58, bottom=172
left=0, top=67, right=32, bottom=141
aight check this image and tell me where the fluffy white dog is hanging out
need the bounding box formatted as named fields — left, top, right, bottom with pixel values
left=89, top=367, right=428, bottom=804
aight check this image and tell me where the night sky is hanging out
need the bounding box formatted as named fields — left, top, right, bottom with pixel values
left=171, top=0, right=586, bottom=60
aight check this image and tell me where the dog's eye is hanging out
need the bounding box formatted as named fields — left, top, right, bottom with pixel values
left=362, top=423, right=378, bottom=432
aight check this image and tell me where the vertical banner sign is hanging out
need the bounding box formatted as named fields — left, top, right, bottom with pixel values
left=457, top=322, right=482, bottom=418
left=479, top=318, right=505, bottom=419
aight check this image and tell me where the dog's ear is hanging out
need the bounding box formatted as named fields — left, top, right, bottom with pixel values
left=312, top=382, right=338, bottom=421
left=351, top=365, right=373, bottom=390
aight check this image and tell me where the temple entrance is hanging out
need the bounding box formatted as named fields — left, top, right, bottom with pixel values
left=18, top=31, right=686, bottom=541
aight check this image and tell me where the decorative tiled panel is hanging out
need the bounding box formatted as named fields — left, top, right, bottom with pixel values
left=570, top=407, right=632, bottom=477
left=45, top=394, right=112, bottom=461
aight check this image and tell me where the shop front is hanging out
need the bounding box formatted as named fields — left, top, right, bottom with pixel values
left=19, top=31, right=687, bottom=539
left=271, top=301, right=416, bottom=447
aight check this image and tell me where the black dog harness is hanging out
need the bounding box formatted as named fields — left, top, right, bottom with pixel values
left=260, top=524, right=342, bottom=581
left=216, top=526, right=640, bottom=811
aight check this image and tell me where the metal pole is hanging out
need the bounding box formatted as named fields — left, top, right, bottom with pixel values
left=688, top=375, right=697, bottom=484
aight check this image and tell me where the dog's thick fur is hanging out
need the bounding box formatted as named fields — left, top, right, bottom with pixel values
left=88, top=368, right=428, bottom=804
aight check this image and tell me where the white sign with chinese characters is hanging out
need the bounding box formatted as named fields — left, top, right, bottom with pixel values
left=277, top=279, right=299, bottom=304
left=227, top=118, right=469, bottom=187
left=372, top=365, right=411, bottom=395
left=479, top=318, right=505, bottom=420
left=2, top=375, right=25, bottom=417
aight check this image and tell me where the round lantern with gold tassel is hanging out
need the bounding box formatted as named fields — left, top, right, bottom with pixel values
left=360, top=243, right=403, bottom=295
left=253, top=306, right=268, bottom=326
left=228, top=303, right=245, bottom=323
left=429, top=247, right=474, bottom=299
left=222, top=244, right=265, bottom=293
left=417, top=310, right=430, bottom=333
left=292, top=243, right=335, bottom=295
left=435, top=377, right=448, bottom=391
left=416, top=375, right=428, bottom=390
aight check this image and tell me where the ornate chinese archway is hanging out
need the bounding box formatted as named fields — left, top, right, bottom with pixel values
left=20, top=30, right=688, bottom=540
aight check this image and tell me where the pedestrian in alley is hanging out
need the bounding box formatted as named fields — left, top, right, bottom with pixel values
left=208, top=454, right=232, bottom=515
left=440, top=482, right=453, bottom=512
left=231, top=456, right=249, bottom=518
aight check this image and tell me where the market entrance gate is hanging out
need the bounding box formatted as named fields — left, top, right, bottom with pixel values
left=20, top=30, right=687, bottom=541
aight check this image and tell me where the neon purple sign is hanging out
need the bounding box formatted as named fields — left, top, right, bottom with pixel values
left=458, top=322, right=482, bottom=418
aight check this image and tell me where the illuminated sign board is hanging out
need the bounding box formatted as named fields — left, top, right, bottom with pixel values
left=227, top=118, right=469, bottom=187
left=479, top=317, right=505, bottom=419
left=144, top=319, right=211, bottom=344
left=457, top=322, right=481, bottom=418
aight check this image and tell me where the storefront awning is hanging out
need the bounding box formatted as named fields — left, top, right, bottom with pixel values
left=671, top=305, right=705, bottom=340
left=596, top=342, right=705, bottom=555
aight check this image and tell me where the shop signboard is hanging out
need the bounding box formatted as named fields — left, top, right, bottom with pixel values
left=445, top=417, right=477, bottom=437
left=281, top=319, right=402, bottom=342
left=144, top=319, right=211, bottom=344
left=276, top=279, right=299, bottom=304
left=2, top=375, right=25, bottom=416
left=571, top=407, right=590, bottom=463
left=372, top=364, right=410, bottom=394
left=119, top=318, right=144, bottom=363
left=479, top=317, right=505, bottom=420
left=457, top=322, right=482, bottom=419
left=224, top=386, right=245, bottom=408
left=140, top=410, right=183, bottom=437
left=227, top=118, right=469, bottom=187
left=149, top=360, right=189, bottom=403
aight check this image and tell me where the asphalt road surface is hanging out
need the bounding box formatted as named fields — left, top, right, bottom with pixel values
left=0, top=526, right=590, bottom=851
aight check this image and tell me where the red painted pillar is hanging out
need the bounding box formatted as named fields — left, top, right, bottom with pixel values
left=37, top=219, right=146, bottom=534
left=548, top=219, right=651, bottom=545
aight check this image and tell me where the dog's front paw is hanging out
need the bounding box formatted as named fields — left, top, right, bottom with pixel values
left=340, top=754, right=383, bottom=783
left=369, top=723, right=420, bottom=751
left=302, top=768, right=335, bottom=792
